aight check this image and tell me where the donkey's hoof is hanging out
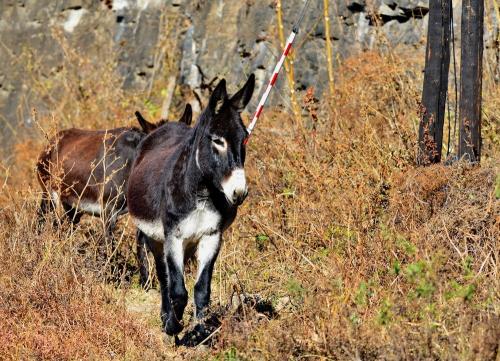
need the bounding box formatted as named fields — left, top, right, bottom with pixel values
left=162, top=333, right=177, bottom=345
left=176, top=323, right=213, bottom=347
left=164, top=317, right=183, bottom=336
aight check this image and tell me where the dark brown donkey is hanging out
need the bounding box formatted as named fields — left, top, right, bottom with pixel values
left=127, top=75, right=255, bottom=336
left=36, top=104, right=193, bottom=236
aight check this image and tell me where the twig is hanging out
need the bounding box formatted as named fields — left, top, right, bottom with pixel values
left=441, top=218, right=464, bottom=260
left=323, top=0, right=335, bottom=97
left=250, top=216, right=324, bottom=274
left=195, top=326, right=222, bottom=348
left=160, top=76, right=176, bottom=120
left=473, top=252, right=491, bottom=281
left=276, top=0, right=301, bottom=123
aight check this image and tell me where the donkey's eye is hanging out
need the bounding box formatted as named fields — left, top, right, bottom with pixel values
left=212, top=138, right=224, bottom=147
left=211, top=136, right=227, bottom=152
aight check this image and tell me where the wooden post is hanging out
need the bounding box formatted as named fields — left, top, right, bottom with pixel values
left=418, top=0, right=451, bottom=165
left=458, top=0, right=484, bottom=163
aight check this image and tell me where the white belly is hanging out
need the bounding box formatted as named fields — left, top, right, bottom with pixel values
left=51, top=191, right=102, bottom=215
left=133, top=202, right=221, bottom=245
left=77, top=200, right=102, bottom=215
left=134, top=218, right=164, bottom=241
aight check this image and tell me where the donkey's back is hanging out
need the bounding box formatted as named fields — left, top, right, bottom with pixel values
left=133, top=122, right=191, bottom=165
left=37, top=127, right=144, bottom=231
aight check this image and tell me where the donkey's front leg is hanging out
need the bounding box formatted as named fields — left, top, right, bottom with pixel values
left=194, top=232, right=221, bottom=319
left=164, top=234, right=188, bottom=335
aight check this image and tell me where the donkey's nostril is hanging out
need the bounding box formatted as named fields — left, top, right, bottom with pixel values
left=222, top=168, right=247, bottom=205
left=232, top=189, right=248, bottom=205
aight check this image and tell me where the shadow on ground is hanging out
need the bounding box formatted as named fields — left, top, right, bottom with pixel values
left=176, top=294, right=278, bottom=347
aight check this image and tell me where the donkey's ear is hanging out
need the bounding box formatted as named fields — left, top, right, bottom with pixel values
left=179, top=103, right=193, bottom=126
left=209, top=79, right=227, bottom=114
left=135, top=111, right=157, bottom=133
left=230, top=74, right=255, bottom=112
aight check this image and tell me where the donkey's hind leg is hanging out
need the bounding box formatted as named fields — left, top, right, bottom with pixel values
left=103, top=201, right=126, bottom=241
left=62, top=203, right=83, bottom=226
left=136, top=229, right=152, bottom=290
left=145, top=233, right=174, bottom=331
left=37, top=193, right=54, bottom=232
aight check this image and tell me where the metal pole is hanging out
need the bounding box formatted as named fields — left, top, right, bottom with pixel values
left=245, top=0, right=311, bottom=142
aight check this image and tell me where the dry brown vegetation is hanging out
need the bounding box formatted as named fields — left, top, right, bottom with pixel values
left=0, top=49, right=498, bottom=360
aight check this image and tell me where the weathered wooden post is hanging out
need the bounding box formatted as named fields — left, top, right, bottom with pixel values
left=458, top=0, right=484, bottom=163
left=418, top=0, right=452, bottom=165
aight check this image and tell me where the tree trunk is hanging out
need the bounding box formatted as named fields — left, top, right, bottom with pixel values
left=458, top=0, right=484, bottom=163
left=418, top=0, right=452, bottom=165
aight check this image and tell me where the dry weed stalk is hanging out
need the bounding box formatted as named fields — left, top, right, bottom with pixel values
left=0, top=48, right=498, bottom=360
left=276, top=0, right=302, bottom=123
left=323, top=0, right=335, bottom=97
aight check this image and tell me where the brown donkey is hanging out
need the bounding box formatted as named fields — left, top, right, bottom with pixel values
left=36, top=104, right=193, bottom=237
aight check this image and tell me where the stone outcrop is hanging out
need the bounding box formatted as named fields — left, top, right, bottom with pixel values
left=180, top=0, right=432, bottom=107
left=0, top=0, right=438, bottom=143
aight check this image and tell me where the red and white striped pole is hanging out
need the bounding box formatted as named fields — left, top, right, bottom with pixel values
left=245, top=0, right=311, bottom=144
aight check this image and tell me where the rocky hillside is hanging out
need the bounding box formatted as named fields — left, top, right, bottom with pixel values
left=1, top=0, right=436, bottom=143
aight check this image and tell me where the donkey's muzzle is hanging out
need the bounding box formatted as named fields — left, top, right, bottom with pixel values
left=222, top=168, right=247, bottom=206
left=233, top=188, right=248, bottom=205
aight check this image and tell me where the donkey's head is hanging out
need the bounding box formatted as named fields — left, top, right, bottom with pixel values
left=194, top=74, right=255, bottom=206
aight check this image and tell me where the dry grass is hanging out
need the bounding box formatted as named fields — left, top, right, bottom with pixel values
left=0, top=49, right=498, bottom=360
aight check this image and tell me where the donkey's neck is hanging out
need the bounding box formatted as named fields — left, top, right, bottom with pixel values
left=168, top=132, right=205, bottom=203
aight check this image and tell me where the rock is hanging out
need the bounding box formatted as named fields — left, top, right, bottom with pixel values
left=274, top=296, right=291, bottom=312
left=168, top=0, right=435, bottom=109
left=0, top=0, right=466, bottom=146
left=379, top=3, right=404, bottom=17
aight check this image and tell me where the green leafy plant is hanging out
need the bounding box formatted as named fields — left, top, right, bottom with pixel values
left=396, top=237, right=417, bottom=256
left=445, top=281, right=476, bottom=301
left=405, top=261, right=435, bottom=299
left=286, top=277, right=305, bottom=301
left=355, top=282, right=373, bottom=306
left=144, top=99, right=160, bottom=118
left=215, top=347, right=242, bottom=361
left=255, top=234, right=270, bottom=251
left=392, top=260, right=401, bottom=276
left=349, top=312, right=361, bottom=327
left=377, top=299, right=393, bottom=325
